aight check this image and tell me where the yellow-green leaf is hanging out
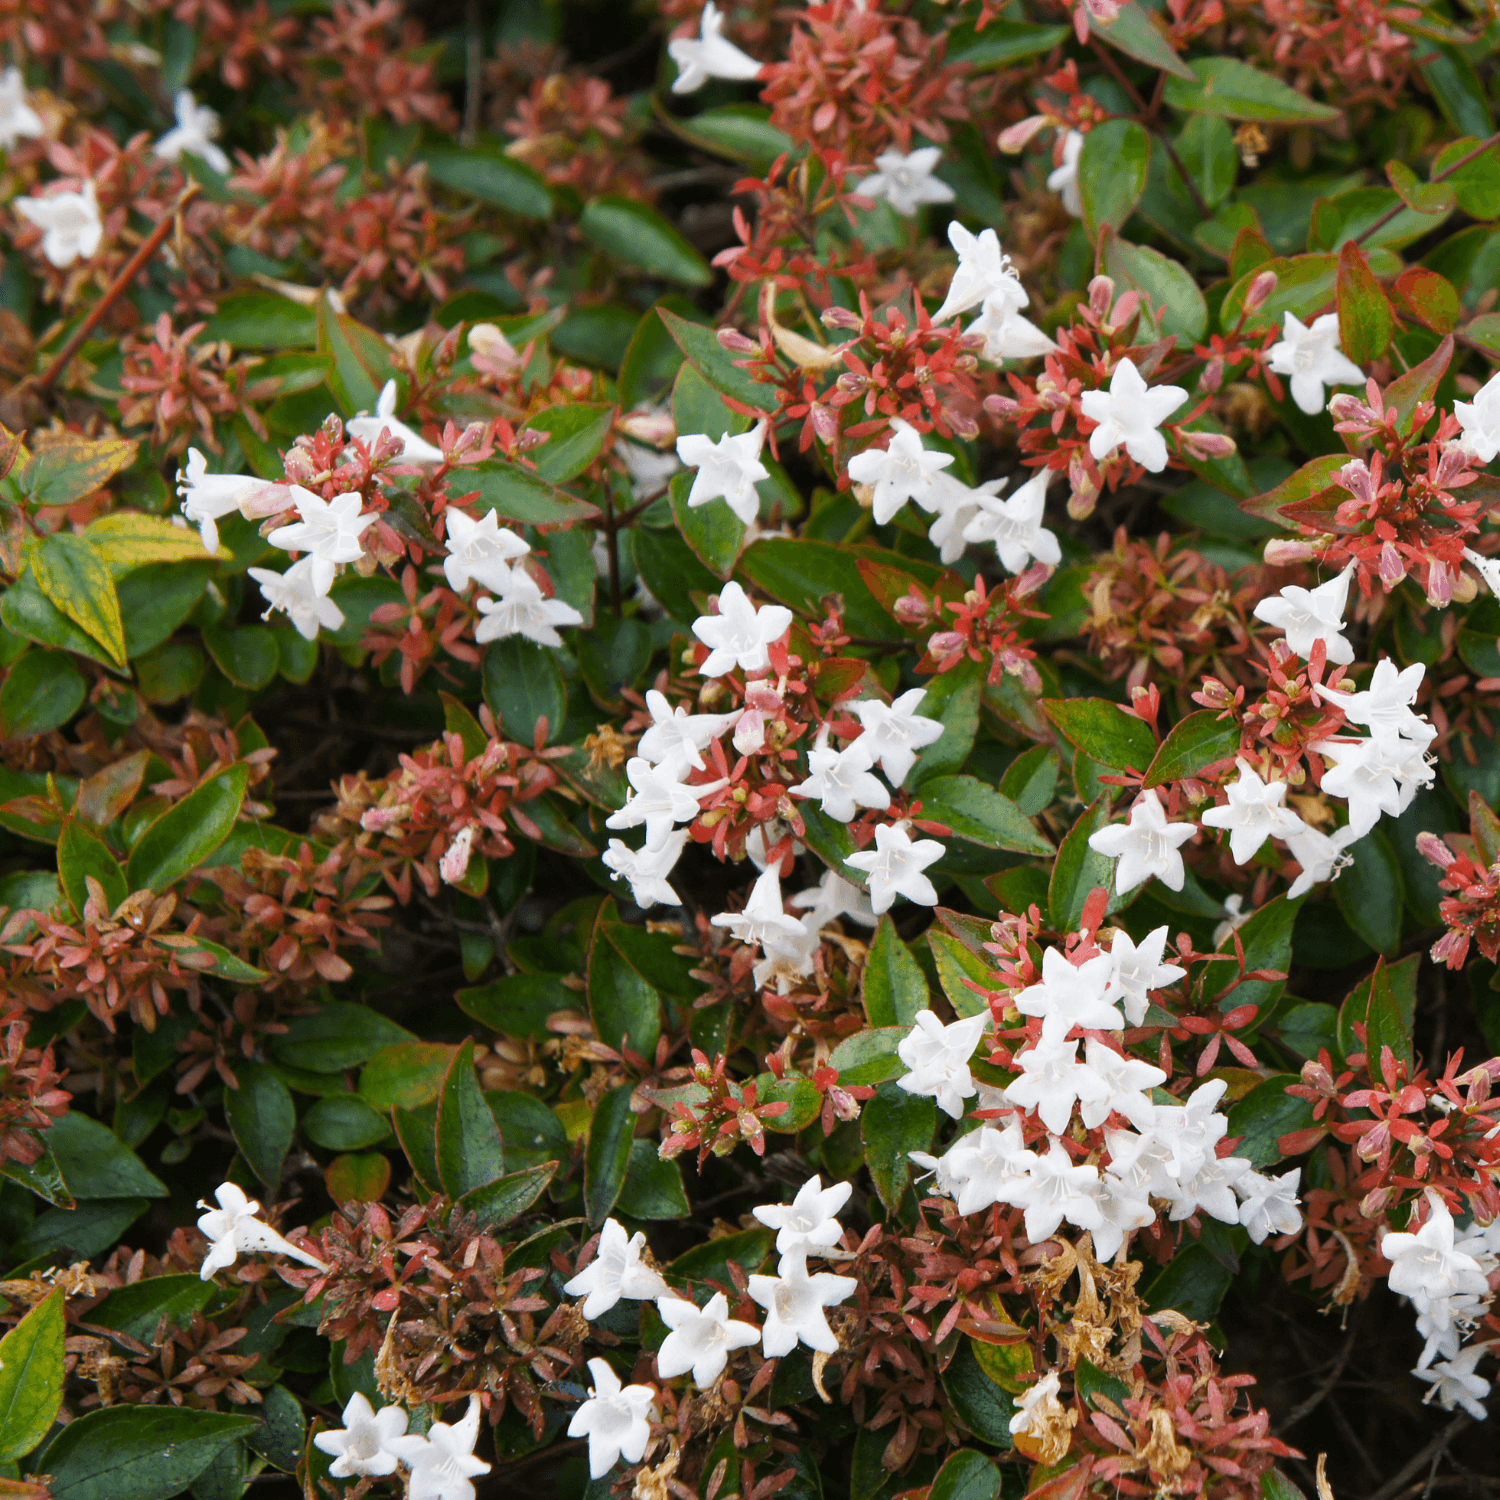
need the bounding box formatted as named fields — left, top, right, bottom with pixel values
left=30, top=533, right=127, bottom=666
left=21, top=437, right=138, bottom=509
left=85, top=513, right=219, bottom=575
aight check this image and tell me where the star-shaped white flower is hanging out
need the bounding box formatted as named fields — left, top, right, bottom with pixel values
left=855, top=147, right=955, bottom=217
left=961, top=470, right=1060, bottom=574
left=249, top=557, right=347, bottom=641
left=1078, top=358, right=1188, bottom=474
left=1454, top=370, right=1500, bottom=464
left=566, top=1360, right=657, bottom=1479
left=1200, top=759, right=1307, bottom=864
left=474, top=568, right=585, bottom=648
left=1143, top=1079, right=1231, bottom=1185
left=636, top=689, right=734, bottom=777
left=752, top=1175, right=854, bottom=1256
left=896, top=1009, right=988, bottom=1119
left=1006, top=1033, right=1112, bottom=1135
left=15, top=181, right=102, bottom=267
left=1317, top=659, right=1435, bottom=743
left=602, top=831, right=688, bottom=909
left=942, top=1121, right=1036, bottom=1216
left=656, top=1292, right=760, bottom=1386
left=1381, top=1191, right=1491, bottom=1305
left=176, top=448, right=265, bottom=554
left=312, top=1393, right=408, bottom=1478
left=1268, top=312, right=1365, bottom=415
left=1414, top=1343, right=1493, bottom=1420
left=932, top=223, right=1028, bottom=324
left=1235, top=1167, right=1304, bottom=1244
left=1103, top=925, right=1186, bottom=1027
left=1091, top=1172, right=1155, bottom=1261
left=789, top=869, right=877, bottom=929
left=850, top=689, right=944, bottom=785
left=677, top=421, right=769, bottom=527
left=668, top=0, right=764, bottom=93
left=346, top=379, right=445, bottom=463
left=196, top=1182, right=328, bottom=1280
left=711, top=864, right=806, bottom=946
left=845, top=821, right=944, bottom=914
left=692, top=582, right=793, bottom=678
left=1013, top=948, right=1123, bottom=1034
left=1077, top=1039, right=1167, bottom=1130
left=790, top=732, right=891, bottom=822
left=1168, top=1153, right=1253, bottom=1224
left=1047, top=129, right=1085, bottom=216
left=386, top=1396, right=490, bottom=1500
left=1006, top=1139, right=1103, bottom=1242
left=606, top=758, right=723, bottom=852
left=0, top=67, right=45, bottom=150
left=847, top=418, right=955, bottom=523
left=1088, top=789, right=1197, bottom=895
left=753, top=916, right=822, bottom=993
left=965, top=296, right=1057, bottom=364
left=1253, top=567, right=1355, bottom=665
left=267, top=487, right=376, bottom=594
left=563, top=1218, right=669, bottom=1318
left=924, top=475, right=988, bottom=565
left=153, top=90, right=230, bottom=173
left=748, top=1252, right=857, bottom=1357
left=1285, top=822, right=1358, bottom=899
left=443, top=508, right=529, bottom=592
left=1315, top=732, right=1432, bottom=839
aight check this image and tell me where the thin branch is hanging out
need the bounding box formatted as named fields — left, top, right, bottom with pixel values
left=1278, top=1311, right=1361, bottom=1431
left=1366, top=1415, right=1472, bottom=1500
left=1355, top=130, right=1500, bottom=247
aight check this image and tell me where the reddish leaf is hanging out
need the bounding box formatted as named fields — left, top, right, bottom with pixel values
left=1336, top=241, right=1394, bottom=365
left=1392, top=267, right=1460, bottom=333
left=1383, top=332, right=1453, bottom=437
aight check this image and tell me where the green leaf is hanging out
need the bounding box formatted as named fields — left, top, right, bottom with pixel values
left=39, top=1405, right=262, bottom=1500
left=86, top=1274, right=215, bottom=1347
left=245, top=1384, right=305, bottom=1473
left=1175, top=114, right=1238, bottom=210
left=579, top=196, right=712, bottom=286
left=590, top=915, right=663, bottom=1060
left=1386, top=159, right=1456, bottom=216
left=1383, top=333, right=1454, bottom=438
left=616, top=1138, right=690, bottom=1219
left=0, top=1290, right=65, bottom=1462
left=1432, top=138, right=1500, bottom=221
left=1044, top=698, right=1156, bottom=773
left=905, top=660, right=982, bottom=787
left=827, top=1027, right=909, bottom=1087
left=947, top=18, right=1069, bottom=69
left=929, top=1450, right=1002, bottom=1500
left=44, top=1112, right=168, bottom=1199
left=599, top=922, right=702, bottom=1001
left=1334, top=827, right=1404, bottom=957
left=359, top=1041, right=458, bottom=1111
left=57, top=815, right=127, bottom=917
left=125, top=762, right=249, bottom=893
left=1143, top=710, right=1241, bottom=787
left=202, top=623, right=279, bottom=690
left=1163, top=57, right=1340, bottom=122
left=1049, top=795, right=1120, bottom=932
left=0, top=648, right=86, bottom=737
left=225, top=1061, right=296, bottom=1188
left=86, top=513, right=218, bottom=574
left=941, top=1338, right=1016, bottom=1446
left=1000, top=745, right=1060, bottom=816
left=436, top=1037, right=507, bottom=1199
left=1392, top=267, right=1460, bottom=335
left=482, top=635, right=565, bottom=745
left=1225, top=1075, right=1315, bottom=1168
left=20, top=436, right=138, bottom=508
left=1101, top=229, right=1209, bottom=345
left=458, top=1159, right=559, bottom=1229
left=929, top=932, right=993, bottom=1019
left=391, top=1105, right=440, bottom=1193
left=669, top=469, right=746, bottom=581
left=1338, top=953, right=1419, bottom=1070
left=1210, top=891, right=1298, bottom=1016
left=303, top=1094, right=390, bottom=1151
left=315, top=298, right=392, bottom=416
left=584, top=1084, right=636, bottom=1226
left=860, top=1080, right=935, bottom=1212
left=672, top=105, right=798, bottom=168
left=1143, top=1241, right=1233, bottom=1320
left=1092, top=1, right=1194, bottom=78
left=522, top=402, right=616, bottom=484
left=421, top=143, right=553, bottom=219
left=1336, top=239, right=1395, bottom=364
left=668, top=1226, right=771, bottom=1291
left=0, top=1136, right=73, bottom=1208
left=1078, top=119, right=1150, bottom=241
left=862, top=915, right=927, bottom=1027
left=203, top=293, right=318, bottom=348
left=1, top=570, right=121, bottom=668
left=272, top=1000, right=416, bottom=1072
left=919, top=774, right=1054, bottom=856
left=456, top=972, right=574, bottom=1041
left=1419, top=43, right=1494, bottom=140
left=31, top=533, right=127, bottom=667
left=658, top=307, right=770, bottom=410
left=461, top=458, right=600, bottom=526
left=118, top=561, right=213, bottom=658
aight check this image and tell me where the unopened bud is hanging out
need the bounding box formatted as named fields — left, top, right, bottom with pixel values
left=810, top=403, right=838, bottom=443
left=997, top=116, right=1049, bottom=154
left=1263, top=537, right=1320, bottom=564
left=1243, top=269, right=1278, bottom=313
left=618, top=409, right=677, bottom=447
left=1087, top=276, right=1115, bottom=318
left=984, top=392, right=1023, bottom=421
left=717, top=326, right=758, bottom=352
left=820, top=306, right=863, bottom=331
left=1379, top=542, right=1406, bottom=586
left=1179, top=429, right=1237, bottom=460
left=1416, top=831, right=1455, bottom=869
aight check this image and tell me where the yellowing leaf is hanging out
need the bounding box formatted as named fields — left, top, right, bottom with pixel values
left=30, top=533, right=127, bottom=666
left=21, top=437, right=138, bottom=509
left=85, top=512, right=220, bottom=575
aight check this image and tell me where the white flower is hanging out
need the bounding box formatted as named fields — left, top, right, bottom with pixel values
left=176, top=448, right=265, bottom=554
left=1006, top=1033, right=1112, bottom=1135
left=249, top=558, right=346, bottom=641
left=656, top=1292, right=760, bottom=1386
left=564, top=1219, right=669, bottom=1318
left=14, top=181, right=102, bottom=267
left=752, top=1175, right=853, bottom=1256
left=855, top=146, right=955, bottom=217
left=850, top=689, right=945, bottom=785
left=1078, top=1039, right=1167, bottom=1131
left=1317, top=659, right=1435, bottom=744
left=1201, top=759, right=1307, bottom=864
left=1091, top=1173, right=1156, bottom=1261
left=1047, top=129, right=1085, bottom=216
left=386, top=1397, right=490, bottom=1500
left=753, top=917, right=823, bottom=993
left=711, top=865, right=806, bottom=946
left=676, top=421, right=769, bottom=527
left=443, top=508, right=529, bottom=592
left=1252, top=567, right=1355, bottom=665
left=606, top=759, right=721, bottom=855
left=196, top=1182, right=328, bottom=1280
left=1014, top=948, right=1123, bottom=1035
left=267, top=487, right=375, bottom=594
left=1007, top=1139, right=1103, bottom=1242
left=845, top=821, right=945, bottom=914
left=789, top=869, right=877, bottom=929
left=960, top=470, right=1060, bottom=574
left=942, top=1121, right=1037, bottom=1216
left=566, top=1360, right=657, bottom=1479
left=1454, top=371, right=1500, bottom=464
left=748, top=1252, right=857, bottom=1356
left=345, top=378, right=445, bottom=463
left=602, top=831, right=688, bottom=909
left=153, top=90, right=230, bottom=173
left=1285, top=822, right=1358, bottom=899
left=1382, top=1192, right=1491, bottom=1306
left=790, top=732, right=891, bottom=822
left=925, top=475, right=988, bottom=565
left=1078, top=358, right=1188, bottom=474
left=1103, top=1125, right=1180, bottom=1201
left=1145, top=1079, right=1231, bottom=1184
left=1316, top=732, right=1433, bottom=839
left=1235, top=1167, right=1304, bottom=1243
left=1088, top=789, right=1197, bottom=895
left=637, top=689, right=735, bottom=778
left=474, top=568, right=585, bottom=648
left=965, top=297, right=1057, bottom=363
left=0, top=67, right=45, bottom=149
left=847, top=418, right=955, bottom=523
left=668, top=0, right=763, bottom=92
left=692, top=581, right=793, bottom=677
left=1103, top=925, right=1186, bottom=1027
left=1414, top=1342, right=1493, bottom=1420
left=932, top=223, right=1028, bottom=324
left=1267, top=312, right=1365, bottom=416
left=312, top=1393, right=408, bottom=1479
left=1169, top=1154, right=1253, bottom=1224
left=896, top=1009, right=988, bottom=1119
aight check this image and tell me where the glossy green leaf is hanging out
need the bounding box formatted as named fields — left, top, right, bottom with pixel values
left=316, top=297, right=392, bottom=416
left=272, top=1001, right=416, bottom=1072
left=584, top=1084, right=636, bottom=1226
left=861, top=1080, right=935, bottom=1212
left=929, top=1450, right=1002, bottom=1500
left=202, top=622, right=280, bottom=690
left=303, top=1094, right=390, bottom=1151
left=1078, top=119, right=1150, bottom=240
left=458, top=1159, right=559, bottom=1229
left=919, top=774, right=1054, bottom=855
left=1336, top=239, right=1395, bottom=364
left=57, top=815, right=127, bottom=917
left=0, top=1289, right=65, bottom=1462
left=589, top=910, right=663, bottom=1060
left=1163, top=57, right=1340, bottom=122
left=44, top=1112, right=168, bottom=1199
left=616, top=1138, right=690, bottom=1218
left=482, top=634, right=566, bottom=745
left=1049, top=796, right=1121, bottom=932
left=1143, top=710, right=1241, bottom=787
left=941, top=1338, right=1016, bottom=1446
left=125, top=762, right=249, bottom=893
left=1101, top=229, right=1209, bottom=345
left=225, top=1061, right=296, bottom=1188
left=1225, top=1075, right=1316, bottom=1168
left=31, top=533, right=127, bottom=666
left=422, top=143, right=553, bottom=219
left=827, top=1026, right=908, bottom=1087
left=0, top=648, right=86, bottom=737
left=1334, top=827, right=1404, bottom=957
left=436, top=1037, right=507, bottom=1198
left=1044, top=698, right=1157, bottom=773
left=20, top=436, right=138, bottom=509
left=658, top=307, right=770, bottom=410
left=522, top=402, right=616, bottom=483
left=579, top=196, right=712, bottom=286
left=862, top=915, right=927, bottom=1027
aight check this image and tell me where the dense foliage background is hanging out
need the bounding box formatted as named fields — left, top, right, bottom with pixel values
left=4, top=2, right=1500, bottom=1500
